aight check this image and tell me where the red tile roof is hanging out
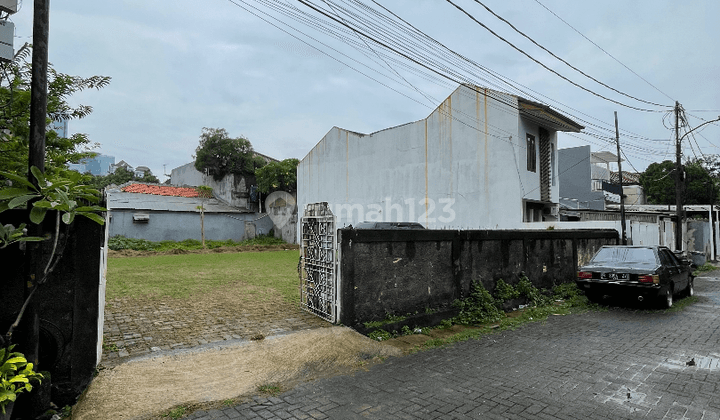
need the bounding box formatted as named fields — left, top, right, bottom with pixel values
left=122, top=184, right=204, bottom=198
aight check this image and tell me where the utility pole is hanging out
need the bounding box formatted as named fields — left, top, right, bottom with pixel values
left=15, top=1, right=50, bottom=417
left=20, top=0, right=50, bottom=376
left=615, top=111, right=626, bottom=245
left=675, top=102, right=683, bottom=252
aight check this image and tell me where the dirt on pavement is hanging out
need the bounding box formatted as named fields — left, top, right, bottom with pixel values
left=73, top=326, right=401, bottom=420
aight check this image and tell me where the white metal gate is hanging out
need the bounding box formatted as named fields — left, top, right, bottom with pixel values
left=299, top=202, right=337, bottom=322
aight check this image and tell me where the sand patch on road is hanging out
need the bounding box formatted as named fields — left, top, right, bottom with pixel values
left=73, top=326, right=400, bottom=420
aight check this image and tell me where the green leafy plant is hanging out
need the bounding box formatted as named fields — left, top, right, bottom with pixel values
left=493, top=279, right=519, bottom=306
left=0, top=345, right=44, bottom=414
left=0, top=167, right=105, bottom=226
left=255, top=158, right=300, bottom=194
left=367, top=329, right=393, bottom=341
left=516, top=274, right=552, bottom=307
left=453, top=280, right=504, bottom=326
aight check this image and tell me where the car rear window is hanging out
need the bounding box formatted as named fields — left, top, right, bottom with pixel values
left=592, top=247, right=657, bottom=264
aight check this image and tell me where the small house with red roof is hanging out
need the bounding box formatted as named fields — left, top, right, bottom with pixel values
left=107, top=182, right=273, bottom=242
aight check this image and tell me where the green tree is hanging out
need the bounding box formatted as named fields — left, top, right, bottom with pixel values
left=684, top=161, right=716, bottom=204
left=639, top=160, right=676, bottom=205
left=256, top=158, right=299, bottom=194
left=194, top=128, right=266, bottom=181
left=140, top=170, right=159, bottom=184
left=640, top=160, right=716, bottom=205
left=0, top=44, right=111, bottom=177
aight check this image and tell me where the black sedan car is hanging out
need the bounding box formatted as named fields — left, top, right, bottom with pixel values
left=576, top=245, right=694, bottom=308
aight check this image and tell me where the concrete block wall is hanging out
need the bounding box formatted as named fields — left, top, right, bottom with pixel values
left=337, top=229, right=617, bottom=328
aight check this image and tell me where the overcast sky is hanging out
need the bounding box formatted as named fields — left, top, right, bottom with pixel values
left=9, top=0, right=720, bottom=181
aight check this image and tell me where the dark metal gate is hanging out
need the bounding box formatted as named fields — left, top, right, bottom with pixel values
left=299, top=202, right=337, bottom=322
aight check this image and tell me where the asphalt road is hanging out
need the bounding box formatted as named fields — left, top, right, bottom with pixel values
left=186, top=273, right=720, bottom=420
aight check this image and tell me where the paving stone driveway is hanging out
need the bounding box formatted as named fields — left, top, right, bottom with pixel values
left=187, top=274, right=720, bottom=420
left=101, top=300, right=329, bottom=367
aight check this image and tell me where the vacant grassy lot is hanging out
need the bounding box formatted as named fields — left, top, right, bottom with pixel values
left=106, top=249, right=301, bottom=302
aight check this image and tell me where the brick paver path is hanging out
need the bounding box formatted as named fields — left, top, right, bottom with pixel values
left=101, top=300, right=329, bottom=367
left=186, top=274, right=720, bottom=420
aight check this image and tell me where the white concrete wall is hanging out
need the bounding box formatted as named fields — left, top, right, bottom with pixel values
left=298, top=86, right=561, bottom=235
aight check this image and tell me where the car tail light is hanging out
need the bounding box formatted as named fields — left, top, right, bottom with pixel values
left=638, top=274, right=659, bottom=284
left=577, top=271, right=592, bottom=279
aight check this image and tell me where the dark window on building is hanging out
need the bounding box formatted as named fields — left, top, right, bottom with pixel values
left=526, top=133, right=536, bottom=172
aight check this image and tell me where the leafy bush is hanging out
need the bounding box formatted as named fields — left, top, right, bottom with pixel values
left=1, top=345, right=44, bottom=414
left=552, top=282, right=580, bottom=300
left=453, top=280, right=504, bottom=326
left=516, top=274, right=553, bottom=307
left=493, top=279, right=520, bottom=304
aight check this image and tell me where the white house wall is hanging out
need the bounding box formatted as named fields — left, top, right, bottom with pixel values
left=298, top=86, right=555, bottom=233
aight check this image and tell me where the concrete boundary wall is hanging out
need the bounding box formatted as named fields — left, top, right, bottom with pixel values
left=337, top=228, right=617, bottom=328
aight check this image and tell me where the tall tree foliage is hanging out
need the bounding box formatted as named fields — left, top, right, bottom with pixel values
left=639, top=159, right=716, bottom=205
left=256, top=158, right=299, bottom=193
left=0, top=44, right=111, bottom=177
left=194, top=128, right=266, bottom=181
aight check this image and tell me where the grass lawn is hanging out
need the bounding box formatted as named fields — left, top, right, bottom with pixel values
left=106, top=250, right=301, bottom=303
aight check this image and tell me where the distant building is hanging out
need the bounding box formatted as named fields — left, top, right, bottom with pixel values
left=134, top=165, right=152, bottom=178
left=68, top=154, right=116, bottom=176
left=50, top=118, right=68, bottom=138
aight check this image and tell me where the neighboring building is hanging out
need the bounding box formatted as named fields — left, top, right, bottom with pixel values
left=107, top=182, right=272, bottom=242
left=559, top=146, right=645, bottom=211
left=110, top=160, right=133, bottom=174
left=68, top=154, right=115, bottom=176
left=297, top=84, right=584, bottom=231
left=171, top=153, right=278, bottom=213
left=134, top=165, right=152, bottom=178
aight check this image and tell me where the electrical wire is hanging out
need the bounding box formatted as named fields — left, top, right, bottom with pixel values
left=444, top=0, right=668, bottom=113
left=471, top=0, right=670, bottom=108
left=533, top=0, right=675, bottom=103
left=232, top=0, right=677, bottom=170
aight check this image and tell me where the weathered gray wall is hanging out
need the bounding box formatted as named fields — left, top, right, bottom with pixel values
left=109, top=210, right=273, bottom=242
left=338, top=229, right=617, bottom=328
left=170, top=162, right=258, bottom=211
left=687, top=219, right=712, bottom=259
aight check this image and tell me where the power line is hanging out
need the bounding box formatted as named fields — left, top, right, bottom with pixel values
left=471, top=0, right=669, bottom=108
left=532, top=0, right=675, bottom=103
left=444, top=0, right=668, bottom=113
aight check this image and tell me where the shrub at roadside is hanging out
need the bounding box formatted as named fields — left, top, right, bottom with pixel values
left=108, top=235, right=286, bottom=251
left=367, top=277, right=594, bottom=342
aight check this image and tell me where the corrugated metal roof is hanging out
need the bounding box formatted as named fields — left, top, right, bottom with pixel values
left=107, top=191, right=244, bottom=213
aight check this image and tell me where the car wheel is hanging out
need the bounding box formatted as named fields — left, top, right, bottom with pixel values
left=661, top=285, right=673, bottom=309
left=684, top=277, right=694, bottom=297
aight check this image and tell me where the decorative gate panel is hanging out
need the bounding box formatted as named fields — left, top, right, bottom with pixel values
left=299, top=203, right=337, bottom=322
